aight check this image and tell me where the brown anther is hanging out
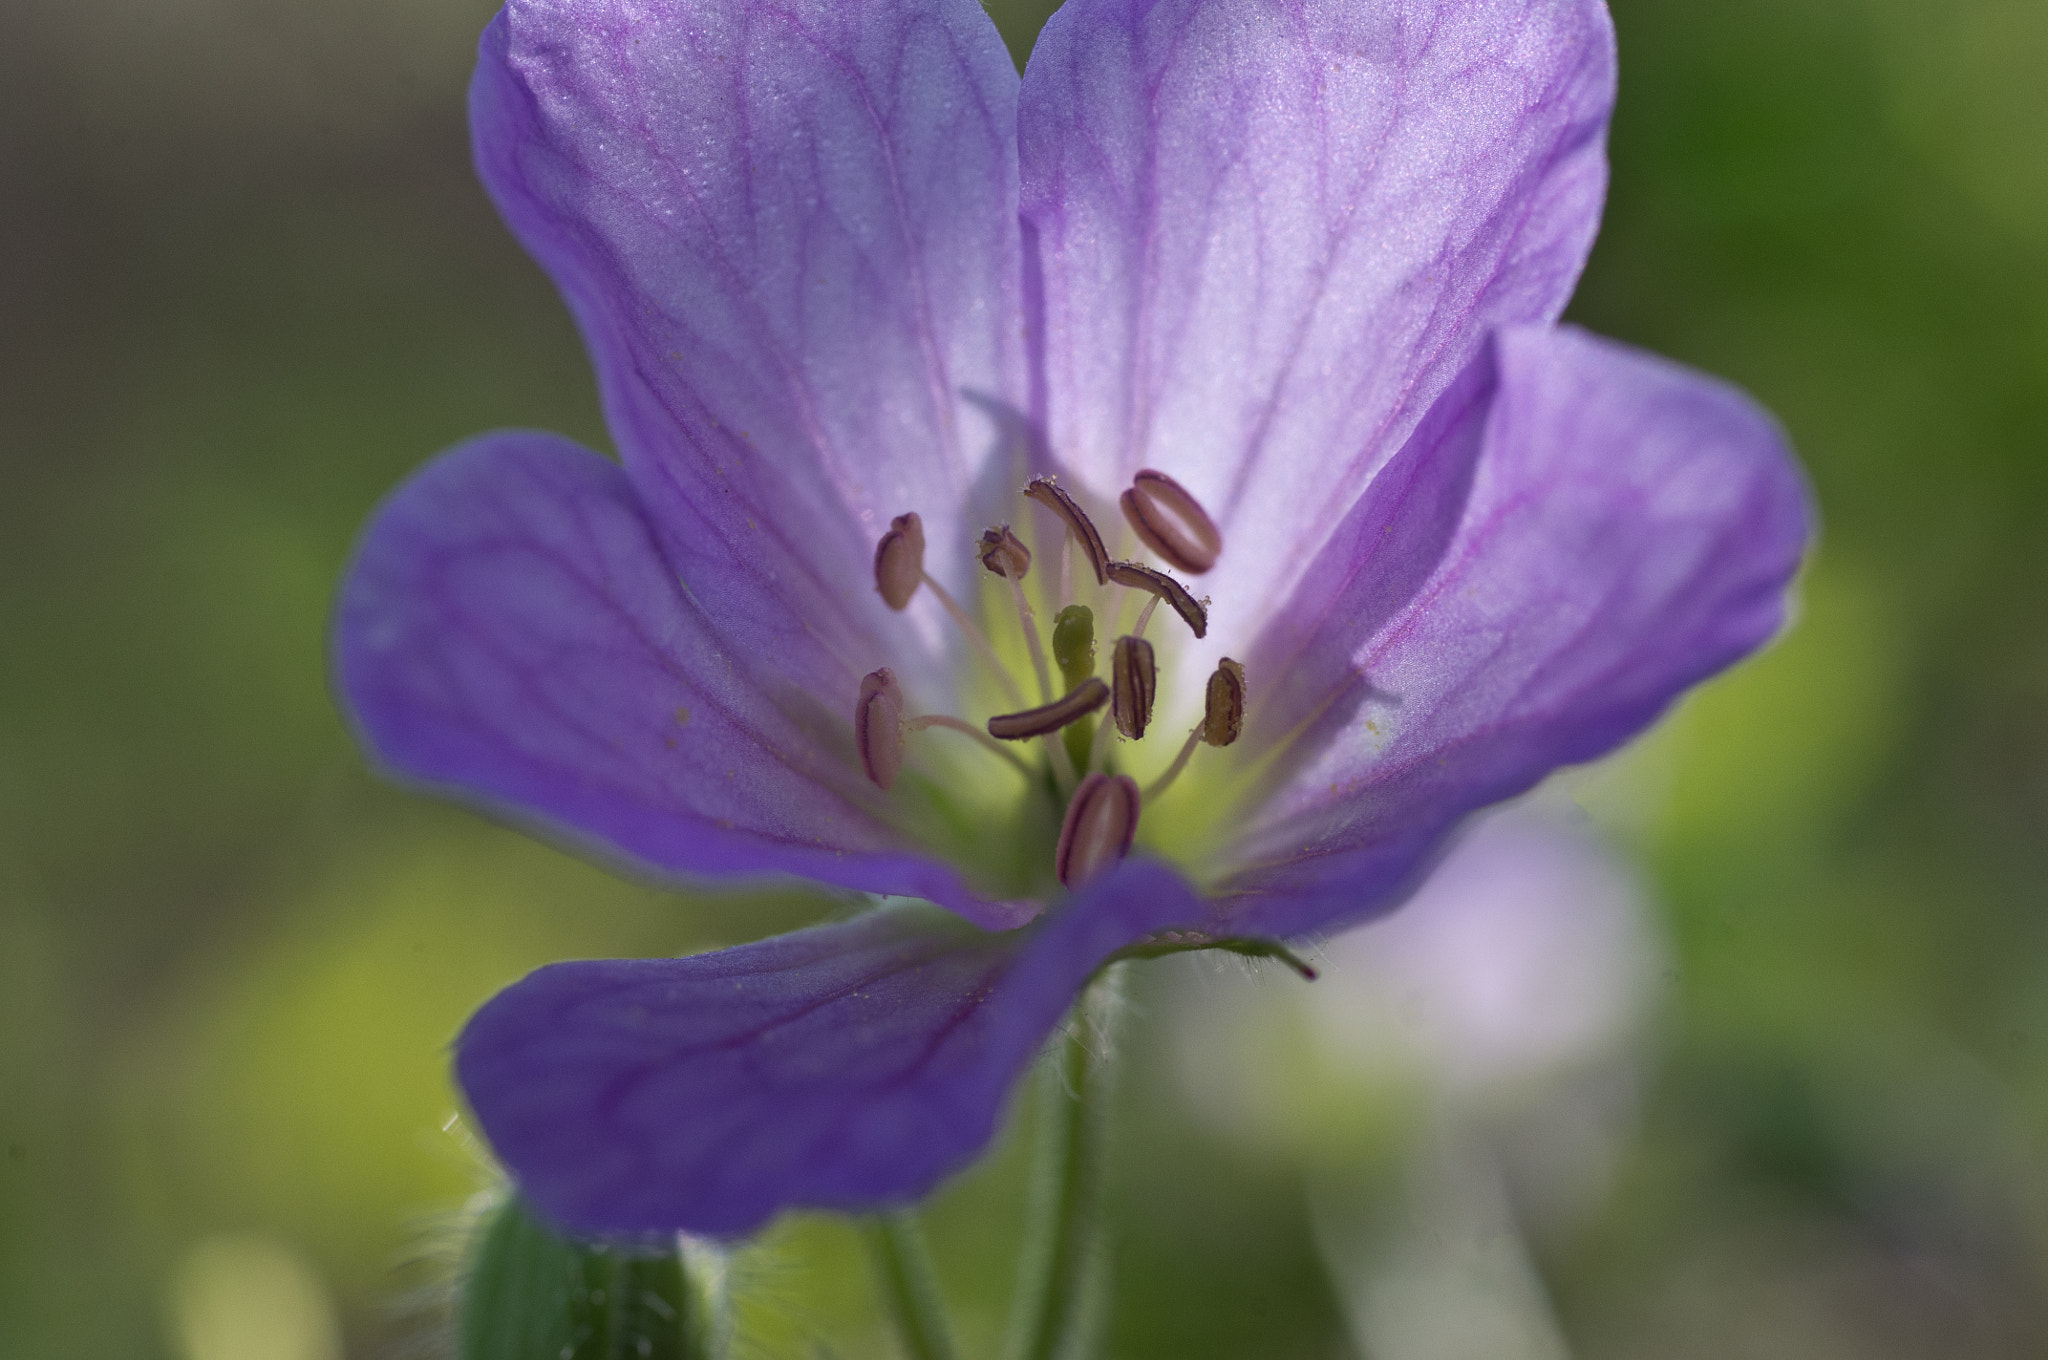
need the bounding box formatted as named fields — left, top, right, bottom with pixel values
left=1105, top=560, right=1208, bottom=638
left=1201, top=658, right=1246, bottom=747
left=856, top=667, right=906, bottom=789
left=1023, top=477, right=1110, bottom=586
left=873, top=512, right=926, bottom=610
left=1055, top=772, right=1141, bottom=888
left=1120, top=469, right=1222, bottom=574
left=986, top=677, right=1110, bottom=741
left=978, top=524, right=1032, bottom=580
left=1110, top=635, right=1156, bottom=740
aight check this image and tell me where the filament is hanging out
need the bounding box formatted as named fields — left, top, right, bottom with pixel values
left=920, top=571, right=1027, bottom=710
left=905, top=714, right=1035, bottom=779
left=1144, top=725, right=1204, bottom=803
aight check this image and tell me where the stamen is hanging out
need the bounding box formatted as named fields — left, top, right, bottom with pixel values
left=917, top=570, right=1028, bottom=710
left=1110, top=635, right=1156, bottom=740
left=873, top=513, right=925, bottom=610
left=978, top=524, right=1032, bottom=580
left=987, top=679, right=1110, bottom=741
left=1024, top=477, right=1110, bottom=586
left=1130, top=592, right=1163, bottom=639
left=1105, top=560, right=1207, bottom=639
left=1143, top=657, right=1246, bottom=802
left=856, top=667, right=905, bottom=789
left=1144, top=727, right=1203, bottom=804
left=1202, top=658, right=1247, bottom=748
left=1055, top=772, right=1141, bottom=888
left=904, top=714, right=1035, bottom=779
left=1003, top=574, right=1056, bottom=704
left=1120, top=469, right=1222, bottom=574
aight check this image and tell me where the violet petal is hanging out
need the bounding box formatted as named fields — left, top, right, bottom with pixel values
left=456, top=859, right=1204, bottom=1236
left=1019, top=0, right=1616, bottom=628
left=1216, top=325, right=1810, bottom=939
left=335, top=431, right=1033, bottom=929
left=472, top=0, right=1027, bottom=697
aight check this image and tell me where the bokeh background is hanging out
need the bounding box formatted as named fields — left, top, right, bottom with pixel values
left=3, top=0, right=2045, bottom=1354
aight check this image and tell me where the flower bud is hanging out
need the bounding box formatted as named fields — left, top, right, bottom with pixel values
left=462, top=1192, right=727, bottom=1360
left=873, top=512, right=925, bottom=610
left=1110, top=635, right=1155, bottom=740
left=1201, top=658, right=1246, bottom=747
left=1055, top=772, right=1141, bottom=888
left=1120, top=469, right=1222, bottom=574
left=977, top=524, right=1032, bottom=580
left=856, top=667, right=905, bottom=788
left=1051, top=605, right=1096, bottom=690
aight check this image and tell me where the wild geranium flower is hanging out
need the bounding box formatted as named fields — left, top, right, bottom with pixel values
left=336, top=0, right=1807, bottom=1237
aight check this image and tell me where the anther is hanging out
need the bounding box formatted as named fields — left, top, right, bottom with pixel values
left=1121, top=469, right=1222, bottom=574
left=1055, top=772, right=1141, bottom=888
left=1024, top=477, right=1110, bottom=586
left=1145, top=657, right=1246, bottom=802
left=1111, top=635, right=1156, bottom=740
left=1105, top=560, right=1208, bottom=638
left=856, top=667, right=905, bottom=789
left=873, top=512, right=925, bottom=610
left=978, top=524, right=1032, bottom=580
left=987, top=678, right=1110, bottom=741
left=1201, top=657, right=1246, bottom=747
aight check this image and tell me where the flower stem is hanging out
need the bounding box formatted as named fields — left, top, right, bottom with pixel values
left=1005, top=968, right=1123, bottom=1360
left=864, top=1210, right=960, bottom=1360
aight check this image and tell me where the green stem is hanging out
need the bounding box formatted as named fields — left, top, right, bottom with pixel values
left=1005, top=968, right=1123, bottom=1360
left=864, top=1210, right=960, bottom=1360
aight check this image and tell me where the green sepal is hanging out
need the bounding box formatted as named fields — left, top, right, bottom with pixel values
left=460, top=1192, right=727, bottom=1360
left=1109, top=933, right=1319, bottom=980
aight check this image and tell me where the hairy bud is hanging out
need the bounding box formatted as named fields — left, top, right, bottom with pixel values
left=1023, top=477, right=1110, bottom=586
left=1201, top=658, right=1246, bottom=748
left=1055, top=772, right=1142, bottom=888
left=873, top=513, right=925, bottom=610
left=978, top=524, right=1032, bottom=580
left=1120, top=469, right=1222, bottom=574
left=856, top=668, right=905, bottom=788
left=1110, top=635, right=1156, bottom=740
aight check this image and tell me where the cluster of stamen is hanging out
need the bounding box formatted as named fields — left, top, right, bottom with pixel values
left=858, top=470, right=1244, bottom=889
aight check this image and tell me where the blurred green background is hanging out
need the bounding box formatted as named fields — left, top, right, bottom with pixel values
left=2, top=0, right=2044, bottom=1354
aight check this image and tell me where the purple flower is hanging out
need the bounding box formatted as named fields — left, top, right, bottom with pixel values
left=335, top=0, right=1808, bottom=1237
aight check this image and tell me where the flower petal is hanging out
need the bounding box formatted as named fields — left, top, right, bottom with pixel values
left=335, top=431, right=1032, bottom=928
left=455, top=859, right=1204, bottom=1236
left=1213, top=326, right=1810, bottom=938
left=1019, top=0, right=1615, bottom=629
left=472, top=0, right=1027, bottom=687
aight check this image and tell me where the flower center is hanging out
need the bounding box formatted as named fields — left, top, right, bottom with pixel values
left=859, top=472, right=1243, bottom=893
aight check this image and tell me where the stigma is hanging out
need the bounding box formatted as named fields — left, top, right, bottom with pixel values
left=857, top=470, right=1238, bottom=893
